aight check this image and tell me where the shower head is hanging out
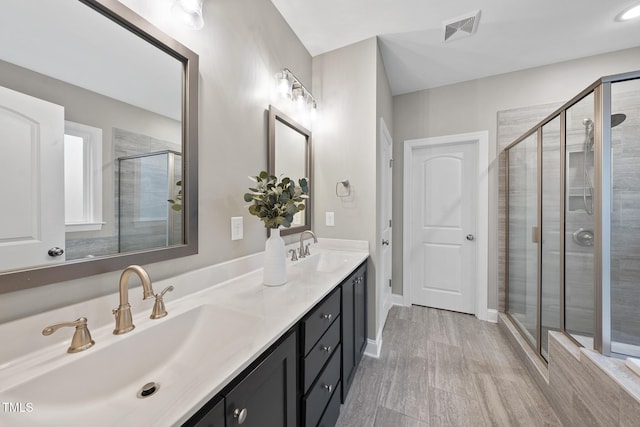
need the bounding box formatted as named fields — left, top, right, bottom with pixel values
left=611, top=113, right=626, bottom=128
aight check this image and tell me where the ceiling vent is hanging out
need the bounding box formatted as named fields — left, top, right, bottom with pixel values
left=443, top=10, right=481, bottom=42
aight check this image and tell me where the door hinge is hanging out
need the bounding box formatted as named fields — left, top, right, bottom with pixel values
left=389, top=158, right=393, bottom=168
left=388, top=279, right=392, bottom=287
left=389, top=219, right=392, bottom=227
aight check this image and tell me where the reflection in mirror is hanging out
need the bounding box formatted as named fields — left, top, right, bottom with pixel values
left=268, top=106, right=312, bottom=236
left=0, top=0, right=198, bottom=292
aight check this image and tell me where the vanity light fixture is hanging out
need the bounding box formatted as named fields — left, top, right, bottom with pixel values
left=171, top=0, right=204, bottom=30
left=276, top=68, right=318, bottom=119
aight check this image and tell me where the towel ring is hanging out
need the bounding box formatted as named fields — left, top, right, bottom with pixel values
left=336, top=180, right=351, bottom=197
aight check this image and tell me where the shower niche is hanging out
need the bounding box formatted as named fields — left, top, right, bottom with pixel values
left=505, top=71, right=640, bottom=360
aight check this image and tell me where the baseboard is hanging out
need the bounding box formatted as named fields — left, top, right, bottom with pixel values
left=390, top=293, right=407, bottom=307
left=364, top=327, right=383, bottom=358
left=485, top=309, right=498, bottom=323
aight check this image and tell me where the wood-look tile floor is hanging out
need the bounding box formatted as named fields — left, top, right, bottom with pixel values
left=336, top=305, right=562, bottom=427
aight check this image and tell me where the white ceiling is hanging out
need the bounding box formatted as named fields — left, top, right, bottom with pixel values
left=269, top=0, right=640, bottom=95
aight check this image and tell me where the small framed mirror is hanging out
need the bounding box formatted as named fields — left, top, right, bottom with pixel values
left=268, top=106, right=312, bottom=236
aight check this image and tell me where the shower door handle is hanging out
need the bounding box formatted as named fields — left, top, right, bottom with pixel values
left=466, top=234, right=474, bottom=241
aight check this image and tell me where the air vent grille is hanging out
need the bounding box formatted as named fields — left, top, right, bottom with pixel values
left=443, top=10, right=481, bottom=42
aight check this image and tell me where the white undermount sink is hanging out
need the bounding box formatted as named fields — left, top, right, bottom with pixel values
left=0, top=304, right=258, bottom=426
left=293, top=250, right=364, bottom=273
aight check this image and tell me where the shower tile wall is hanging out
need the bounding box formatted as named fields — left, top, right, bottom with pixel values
left=611, top=80, right=640, bottom=350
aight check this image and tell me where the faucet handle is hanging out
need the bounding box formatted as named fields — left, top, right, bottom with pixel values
left=289, top=249, right=298, bottom=261
left=304, top=243, right=311, bottom=256
left=150, top=285, right=174, bottom=319
left=42, top=317, right=95, bottom=353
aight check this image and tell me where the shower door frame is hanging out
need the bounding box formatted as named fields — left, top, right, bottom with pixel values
left=505, top=70, right=640, bottom=361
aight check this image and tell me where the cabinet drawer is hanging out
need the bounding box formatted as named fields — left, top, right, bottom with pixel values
left=303, top=316, right=340, bottom=393
left=317, top=380, right=341, bottom=427
left=303, top=344, right=341, bottom=427
left=303, top=288, right=340, bottom=356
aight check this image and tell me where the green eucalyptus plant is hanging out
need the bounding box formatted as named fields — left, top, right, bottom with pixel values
left=167, top=180, right=182, bottom=211
left=244, top=171, right=309, bottom=229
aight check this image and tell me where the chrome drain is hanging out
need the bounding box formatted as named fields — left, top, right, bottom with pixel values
left=137, top=382, right=160, bottom=399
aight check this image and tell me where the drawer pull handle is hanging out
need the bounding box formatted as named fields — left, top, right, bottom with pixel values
left=321, top=345, right=332, bottom=353
left=323, top=384, right=333, bottom=393
left=233, top=408, right=248, bottom=424
left=322, top=313, right=332, bottom=321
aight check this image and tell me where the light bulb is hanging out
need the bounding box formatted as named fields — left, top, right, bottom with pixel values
left=621, top=4, right=640, bottom=20
left=171, top=0, right=204, bottom=30
left=276, top=72, right=290, bottom=97
left=310, top=101, right=317, bottom=120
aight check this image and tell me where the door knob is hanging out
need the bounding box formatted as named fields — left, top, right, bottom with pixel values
left=466, top=234, right=475, bottom=241
left=48, top=247, right=64, bottom=257
left=382, top=239, right=389, bottom=246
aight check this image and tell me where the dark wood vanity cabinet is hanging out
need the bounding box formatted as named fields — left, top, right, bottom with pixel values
left=185, top=260, right=368, bottom=427
left=341, top=262, right=367, bottom=402
left=185, top=330, right=297, bottom=427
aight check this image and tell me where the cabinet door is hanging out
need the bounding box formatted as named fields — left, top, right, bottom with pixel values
left=190, top=397, right=225, bottom=427
left=341, top=263, right=367, bottom=403
left=354, top=269, right=367, bottom=362
left=341, top=275, right=355, bottom=403
left=225, top=331, right=297, bottom=427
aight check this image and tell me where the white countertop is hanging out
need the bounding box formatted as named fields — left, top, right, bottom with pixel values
left=0, top=239, right=368, bottom=426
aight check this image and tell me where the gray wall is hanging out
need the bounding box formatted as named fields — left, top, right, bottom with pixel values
left=393, top=46, right=640, bottom=310
left=312, top=37, right=380, bottom=339
left=0, top=0, right=313, bottom=322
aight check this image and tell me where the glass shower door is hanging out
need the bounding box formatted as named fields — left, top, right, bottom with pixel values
left=541, top=116, right=561, bottom=360
left=564, top=93, right=595, bottom=349
left=610, top=78, right=640, bottom=357
left=508, top=132, right=539, bottom=346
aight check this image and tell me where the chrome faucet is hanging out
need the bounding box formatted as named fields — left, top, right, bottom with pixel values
left=113, top=265, right=155, bottom=335
left=298, top=230, right=318, bottom=259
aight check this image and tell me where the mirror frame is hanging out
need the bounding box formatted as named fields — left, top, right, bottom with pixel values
left=268, top=105, right=312, bottom=237
left=0, top=0, right=199, bottom=294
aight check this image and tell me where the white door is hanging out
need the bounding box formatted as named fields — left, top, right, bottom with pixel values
left=0, top=86, right=65, bottom=270
left=409, top=140, right=477, bottom=314
left=378, top=118, right=393, bottom=331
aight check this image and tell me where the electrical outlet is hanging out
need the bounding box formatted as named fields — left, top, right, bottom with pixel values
left=231, top=217, right=243, bottom=240
left=326, top=212, right=335, bottom=227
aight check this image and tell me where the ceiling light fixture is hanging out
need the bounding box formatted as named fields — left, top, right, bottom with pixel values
left=618, top=3, right=640, bottom=21
left=171, top=0, right=204, bottom=30
left=275, top=68, right=318, bottom=119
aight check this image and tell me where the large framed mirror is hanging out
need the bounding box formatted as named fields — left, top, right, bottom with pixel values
left=0, top=0, right=198, bottom=293
left=268, top=106, right=312, bottom=236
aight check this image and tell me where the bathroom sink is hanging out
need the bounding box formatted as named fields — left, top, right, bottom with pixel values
left=294, top=250, right=364, bottom=273
left=1, top=304, right=258, bottom=425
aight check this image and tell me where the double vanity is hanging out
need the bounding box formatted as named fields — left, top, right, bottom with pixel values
left=0, top=239, right=368, bottom=426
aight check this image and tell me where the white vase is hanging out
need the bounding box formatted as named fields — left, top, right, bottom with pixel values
left=263, top=228, right=287, bottom=286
